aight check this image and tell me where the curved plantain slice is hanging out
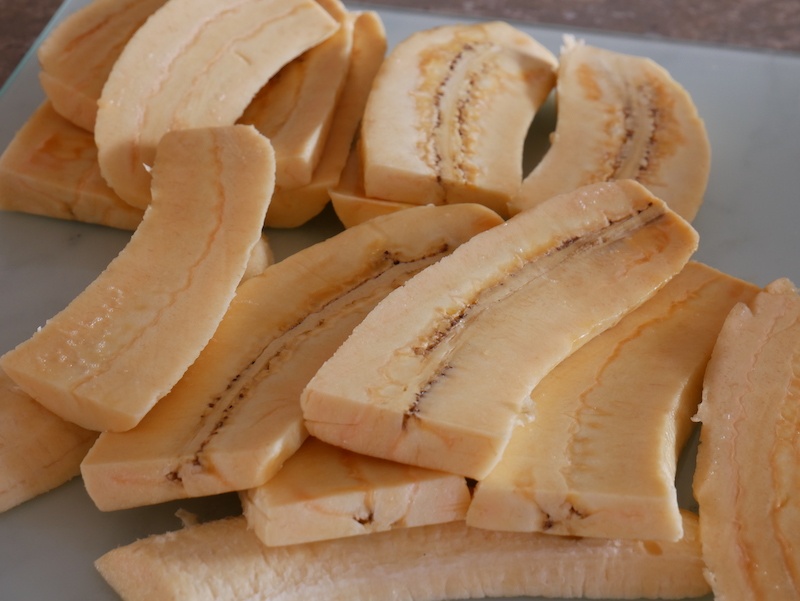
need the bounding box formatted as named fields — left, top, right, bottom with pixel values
left=302, top=180, right=699, bottom=480
left=0, top=368, right=98, bottom=513
left=241, top=437, right=471, bottom=546
left=360, top=21, right=557, bottom=217
left=95, top=512, right=710, bottom=601
left=37, top=0, right=169, bottom=132
left=330, top=139, right=417, bottom=228
left=0, top=125, right=275, bottom=432
left=80, top=204, right=502, bottom=510
left=0, top=102, right=143, bottom=230
left=238, top=11, right=354, bottom=190
left=510, top=38, right=710, bottom=222
left=266, top=10, right=388, bottom=228
left=95, top=0, right=339, bottom=209
left=467, top=262, right=758, bottom=542
left=693, top=278, right=800, bottom=598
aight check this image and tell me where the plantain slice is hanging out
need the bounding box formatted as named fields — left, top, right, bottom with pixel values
left=510, top=38, right=710, bottom=222
left=94, top=0, right=339, bottom=209
left=80, top=204, right=502, bottom=510
left=95, top=512, right=710, bottom=601
left=330, top=138, right=416, bottom=228
left=0, top=368, right=98, bottom=513
left=241, top=437, right=471, bottom=546
left=0, top=102, right=143, bottom=230
left=266, top=10, right=387, bottom=228
left=0, top=125, right=275, bottom=432
left=467, top=262, right=758, bottom=541
left=302, top=180, right=699, bottom=480
left=360, top=21, right=557, bottom=217
left=693, top=278, right=800, bottom=598
left=37, top=0, right=169, bottom=132
left=238, top=11, right=354, bottom=190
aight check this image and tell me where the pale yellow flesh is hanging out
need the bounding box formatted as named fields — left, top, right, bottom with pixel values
left=0, top=102, right=143, bottom=230
left=266, top=10, right=388, bottom=228
left=242, top=437, right=471, bottom=546
left=0, top=368, right=97, bottom=513
left=693, top=278, right=800, bottom=598
left=510, top=40, right=710, bottom=222
left=0, top=125, right=274, bottom=432
left=80, top=204, right=503, bottom=510
left=37, top=0, right=169, bottom=132
left=330, top=139, right=416, bottom=227
left=95, top=0, right=338, bottom=209
left=303, top=180, right=699, bottom=480
left=239, top=13, right=353, bottom=189
left=468, top=262, right=758, bottom=542
left=96, top=513, right=709, bottom=601
left=360, top=21, right=557, bottom=217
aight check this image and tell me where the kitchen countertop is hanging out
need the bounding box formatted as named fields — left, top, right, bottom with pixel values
left=1, top=0, right=799, bottom=89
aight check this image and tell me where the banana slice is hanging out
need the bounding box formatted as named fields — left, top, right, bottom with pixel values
left=0, top=125, right=275, bottom=432
left=95, top=512, right=710, bottom=601
left=238, top=11, right=354, bottom=190
left=80, top=204, right=502, bottom=510
left=266, top=10, right=387, bottom=228
left=0, top=368, right=97, bottom=513
left=241, top=437, right=471, bottom=546
left=330, top=139, right=416, bottom=228
left=693, top=278, right=800, bottom=598
left=37, top=0, right=169, bottom=132
left=95, top=0, right=338, bottom=209
left=467, top=262, right=758, bottom=541
left=302, top=180, right=698, bottom=480
left=510, top=38, right=710, bottom=222
left=360, top=21, right=557, bottom=217
left=0, top=102, right=143, bottom=230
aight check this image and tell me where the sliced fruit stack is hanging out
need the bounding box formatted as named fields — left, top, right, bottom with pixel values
left=0, top=1, right=798, bottom=601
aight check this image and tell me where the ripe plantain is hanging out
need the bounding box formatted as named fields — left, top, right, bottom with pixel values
left=467, top=262, right=758, bottom=542
left=510, top=37, right=710, bottom=222
left=241, top=437, right=471, bottom=546
left=0, top=368, right=97, bottom=513
left=266, top=10, right=388, bottom=228
left=80, top=204, right=502, bottom=510
left=302, top=180, right=699, bottom=480
left=0, top=102, right=143, bottom=230
left=0, top=125, right=275, bottom=432
left=360, top=21, right=557, bottom=217
left=693, top=278, right=800, bottom=598
left=94, top=0, right=338, bottom=209
left=95, top=512, right=710, bottom=600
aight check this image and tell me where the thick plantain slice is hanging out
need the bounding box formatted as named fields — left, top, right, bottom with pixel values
left=468, top=262, right=758, bottom=541
left=0, top=368, right=98, bottom=513
left=302, top=180, right=698, bottom=480
left=37, top=0, right=169, bottom=132
left=360, top=21, right=557, bottom=217
left=95, top=0, right=339, bottom=209
left=238, top=11, right=353, bottom=190
left=241, top=437, right=471, bottom=546
left=693, top=278, right=800, bottom=598
left=0, top=102, right=143, bottom=230
left=265, top=10, right=387, bottom=228
left=510, top=38, right=710, bottom=222
left=95, top=512, right=710, bottom=600
left=330, top=138, right=417, bottom=228
left=0, top=125, right=275, bottom=432
left=80, top=204, right=503, bottom=510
